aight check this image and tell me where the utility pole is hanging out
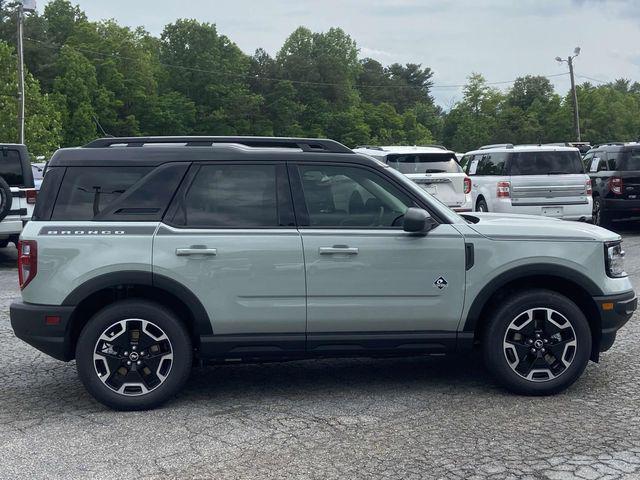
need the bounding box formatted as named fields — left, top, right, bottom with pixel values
left=16, top=2, right=25, bottom=144
left=556, top=47, right=581, bottom=142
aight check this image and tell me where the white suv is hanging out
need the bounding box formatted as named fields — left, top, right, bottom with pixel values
left=354, top=145, right=472, bottom=212
left=460, top=144, right=592, bottom=221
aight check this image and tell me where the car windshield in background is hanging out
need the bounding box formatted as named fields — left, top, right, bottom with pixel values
left=621, top=149, right=640, bottom=171
left=509, top=151, right=584, bottom=175
left=387, top=153, right=461, bottom=174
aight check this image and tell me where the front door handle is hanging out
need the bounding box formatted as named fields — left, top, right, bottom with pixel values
left=175, top=247, right=217, bottom=256
left=319, top=246, right=359, bottom=255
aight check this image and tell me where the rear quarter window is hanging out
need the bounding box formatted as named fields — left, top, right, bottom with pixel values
left=51, top=167, right=152, bottom=220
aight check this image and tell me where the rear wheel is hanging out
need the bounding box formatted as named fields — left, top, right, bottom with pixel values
left=476, top=198, right=489, bottom=212
left=593, top=196, right=612, bottom=227
left=76, top=299, right=192, bottom=410
left=483, top=289, right=591, bottom=395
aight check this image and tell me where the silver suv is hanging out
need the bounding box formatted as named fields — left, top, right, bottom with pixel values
left=10, top=137, right=636, bottom=410
left=460, top=144, right=592, bottom=221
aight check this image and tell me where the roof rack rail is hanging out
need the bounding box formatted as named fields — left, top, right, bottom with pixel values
left=478, top=143, right=514, bottom=150
left=420, top=144, right=448, bottom=150
left=354, top=145, right=385, bottom=151
left=83, top=136, right=353, bottom=154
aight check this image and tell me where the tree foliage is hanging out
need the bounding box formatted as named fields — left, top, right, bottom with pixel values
left=0, top=0, right=639, bottom=158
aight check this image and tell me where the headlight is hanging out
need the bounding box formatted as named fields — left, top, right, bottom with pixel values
left=605, top=241, right=627, bottom=278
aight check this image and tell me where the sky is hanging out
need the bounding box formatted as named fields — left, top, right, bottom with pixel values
left=40, top=0, right=640, bottom=107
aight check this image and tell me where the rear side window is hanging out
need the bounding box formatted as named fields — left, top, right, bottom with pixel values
left=387, top=153, right=461, bottom=174
left=171, top=164, right=291, bottom=228
left=508, top=151, right=584, bottom=175
left=476, top=153, right=508, bottom=175
left=0, top=150, right=24, bottom=186
left=52, top=167, right=152, bottom=220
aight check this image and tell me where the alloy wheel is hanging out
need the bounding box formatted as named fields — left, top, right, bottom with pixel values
left=503, top=307, right=577, bottom=382
left=93, top=318, right=173, bottom=396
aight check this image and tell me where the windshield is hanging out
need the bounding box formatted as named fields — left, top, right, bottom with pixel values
left=508, top=151, right=584, bottom=175
left=621, top=149, right=640, bottom=171
left=387, top=153, right=462, bottom=174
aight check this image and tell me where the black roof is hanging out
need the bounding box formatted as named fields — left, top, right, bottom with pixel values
left=48, top=136, right=379, bottom=168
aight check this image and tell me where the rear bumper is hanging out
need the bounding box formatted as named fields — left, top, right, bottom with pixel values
left=593, top=290, right=637, bottom=352
left=10, top=301, right=75, bottom=361
left=0, top=219, right=23, bottom=236
left=602, top=198, right=640, bottom=215
left=491, top=198, right=592, bottom=221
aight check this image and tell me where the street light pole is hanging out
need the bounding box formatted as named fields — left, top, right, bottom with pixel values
left=556, top=47, right=582, bottom=142
left=16, top=2, right=25, bottom=144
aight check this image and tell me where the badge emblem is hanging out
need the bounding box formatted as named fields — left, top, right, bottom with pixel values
left=434, top=276, right=448, bottom=289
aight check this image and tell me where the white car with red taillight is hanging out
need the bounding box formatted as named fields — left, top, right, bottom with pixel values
left=459, top=144, right=592, bottom=222
left=353, top=145, right=473, bottom=212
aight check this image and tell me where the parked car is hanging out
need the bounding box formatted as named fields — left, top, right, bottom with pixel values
left=31, top=162, right=46, bottom=191
left=460, top=144, right=592, bottom=221
left=353, top=145, right=472, bottom=212
left=0, top=144, right=37, bottom=248
left=10, top=136, right=635, bottom=410
left=583, top=142, right=640, bottom=226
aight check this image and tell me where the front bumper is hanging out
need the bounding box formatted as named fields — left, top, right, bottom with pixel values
left=593, top=290, right=637, bottom=352
left=10, top=301, right=75, bottom=361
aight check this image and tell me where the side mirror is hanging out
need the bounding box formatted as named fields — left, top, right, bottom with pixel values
left=403, top=207, right=434, bottom=235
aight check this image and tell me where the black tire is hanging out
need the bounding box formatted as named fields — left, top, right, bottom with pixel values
left=76, top=299, right=192, bottom=411
left=476, top=198, right=489, bottom=212
left=592, top=196, right=612, bottom=227
left=483, top=289, right=591, bottom=395
left=0, top=176, right=12, bottom=222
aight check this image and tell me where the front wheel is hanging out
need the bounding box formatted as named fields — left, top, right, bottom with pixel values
left=76, top=299, right=192, bottom=410
left=483, top=289, right=591, bottom=395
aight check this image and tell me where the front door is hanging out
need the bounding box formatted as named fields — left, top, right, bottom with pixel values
left=153, top=162, right=306, bottom=357
left=291, top=163, right=466, bottom=354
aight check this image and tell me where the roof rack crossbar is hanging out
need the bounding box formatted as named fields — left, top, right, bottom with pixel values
left=83, top=136, right=353, bottom=154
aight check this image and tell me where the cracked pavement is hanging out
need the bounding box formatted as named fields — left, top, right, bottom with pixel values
left=1, top=228, right=640, bottom=479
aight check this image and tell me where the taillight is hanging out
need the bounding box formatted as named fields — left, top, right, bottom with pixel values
left=18, top=240, right=37, bottom=289
left=463, top=177, right=472, bottom=194
left=497, top=181, right=511, bottom=198
left=25, top=188, right=37, bottom=204
left=610, top=177, right=623, bottom=195
left=586, top=179, right=592, bottom=195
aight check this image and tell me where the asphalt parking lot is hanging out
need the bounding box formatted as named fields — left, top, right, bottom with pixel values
left=1, top=228, right=640, bottom=480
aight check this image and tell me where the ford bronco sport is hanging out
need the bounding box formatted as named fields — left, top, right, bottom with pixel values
left=10, top=137, right=636, bottom=410
left=0, top=144, right=37, bottom=248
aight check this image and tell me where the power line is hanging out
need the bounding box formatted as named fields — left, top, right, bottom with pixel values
left=24, top=36, right=572, bottom=91
left=575, top=74, right=608, bottom=84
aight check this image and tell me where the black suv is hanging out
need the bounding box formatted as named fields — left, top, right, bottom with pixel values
left=0, top=144, right=36, bottom=248
left=583, top=142, right=640, bottom=226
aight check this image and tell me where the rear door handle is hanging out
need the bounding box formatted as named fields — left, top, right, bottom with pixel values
left=175, top=247, right=217, bottom=256
left=319, top=246, right=359, bottom=255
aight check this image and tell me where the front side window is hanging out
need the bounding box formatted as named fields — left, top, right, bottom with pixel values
left=174, top=164, right=282, bottom=228
left=0, top=150, right=25, bottom=186
left=52, top=167, right=151, bottom=220
left=298, top=165, right=414, bottom=228
left=387, top=153, right=461, bottom=174
left=477, top=153, right=508, bottom=175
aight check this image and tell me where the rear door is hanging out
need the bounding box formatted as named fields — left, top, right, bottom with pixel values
left=152, top=162, right=306, bottom=357
left=508, top=150, right=589, bottom=207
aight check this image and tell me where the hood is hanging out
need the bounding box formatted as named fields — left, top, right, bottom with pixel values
left=462, top=212, right=620, bottom=242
